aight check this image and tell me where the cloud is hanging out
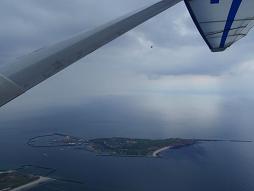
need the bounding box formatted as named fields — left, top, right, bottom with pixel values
left=0, top=0, right=254, bottom=112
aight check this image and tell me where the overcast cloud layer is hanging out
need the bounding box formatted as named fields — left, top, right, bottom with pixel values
left=1, top=0, right=254, bottom=116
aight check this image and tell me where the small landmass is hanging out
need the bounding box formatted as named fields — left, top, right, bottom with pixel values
left=0, top=171, right=51, bottom=191
left=0, top=165, right=85, bottom=191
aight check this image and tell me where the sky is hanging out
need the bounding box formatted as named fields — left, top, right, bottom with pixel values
left=0, top=0, right=254, bottom=118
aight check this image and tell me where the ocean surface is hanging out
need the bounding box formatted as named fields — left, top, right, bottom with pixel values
left=0, top=95, right=254, bottom=191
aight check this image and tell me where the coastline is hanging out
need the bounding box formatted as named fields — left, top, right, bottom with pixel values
left=10, top=176, right=53, bottom=191
left=152, top=146, right=172, bottom=157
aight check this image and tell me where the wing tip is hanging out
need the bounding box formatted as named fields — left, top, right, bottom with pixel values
left=211, top=47, right=227, bottom=52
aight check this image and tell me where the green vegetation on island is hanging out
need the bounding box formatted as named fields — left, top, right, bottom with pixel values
left=87, top=137, right=197, bottom=157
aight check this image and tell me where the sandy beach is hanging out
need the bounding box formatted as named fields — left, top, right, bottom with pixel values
left=0, top=170, right=14, bottom=174
left=152, top=146, right=172, bottom=157
left=10, top=176, right=53, bottom=191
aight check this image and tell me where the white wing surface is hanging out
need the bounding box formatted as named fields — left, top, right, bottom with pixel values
left=185, top=0, right=254, bottom=52
left=0, top=0, right=182, bottom=108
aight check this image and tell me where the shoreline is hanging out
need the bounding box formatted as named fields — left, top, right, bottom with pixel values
left=152, top=146, right=172, bottom=157
left=10, top=176, right=53, bottom=191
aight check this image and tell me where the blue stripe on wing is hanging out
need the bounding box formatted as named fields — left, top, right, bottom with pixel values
left=220, top=0, right=242, bottom=48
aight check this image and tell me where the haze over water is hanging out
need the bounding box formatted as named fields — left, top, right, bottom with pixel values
left=0, top=94, right=254, bottom=191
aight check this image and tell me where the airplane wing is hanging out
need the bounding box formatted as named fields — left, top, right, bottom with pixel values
left=0, top=0, right=182, bottom=108
left=185, top=0, right=254, bottom=52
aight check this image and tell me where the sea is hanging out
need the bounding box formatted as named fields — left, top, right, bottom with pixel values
left=0, top=95, right=254, bottom=191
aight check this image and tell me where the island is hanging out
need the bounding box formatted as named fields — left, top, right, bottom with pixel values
left=27, top=134, right=252, bottom=158
left=0, top=171, right=51, bottom=191
left=27, top=134, right=197, bottom=157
